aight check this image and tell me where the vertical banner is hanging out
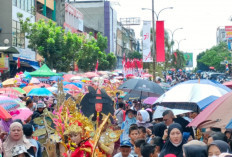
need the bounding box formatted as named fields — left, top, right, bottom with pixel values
left=183, top=53, right=193, bottom=67
left=143, top=21, right=153, bottom=62
left=156, top=21, right=165, bottom=62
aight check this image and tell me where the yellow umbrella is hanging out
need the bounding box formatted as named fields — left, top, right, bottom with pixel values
left=2, top=78, right=16, bottom=86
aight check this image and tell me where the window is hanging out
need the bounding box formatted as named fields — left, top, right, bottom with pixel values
left=21, top=0, right=25, bottom=10
left=17, top=0, right=21, bottom=8
left=12, top=20, right=25, bottom=48
left=13, top=0, right=17, bottom=6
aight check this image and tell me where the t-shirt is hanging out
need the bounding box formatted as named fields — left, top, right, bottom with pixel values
left=114, top=152, right=134, bottom=157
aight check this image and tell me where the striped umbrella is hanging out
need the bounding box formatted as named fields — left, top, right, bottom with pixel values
left=0, top=88, right=23, bottom=97
left=0, top=96, right=20, bottom=111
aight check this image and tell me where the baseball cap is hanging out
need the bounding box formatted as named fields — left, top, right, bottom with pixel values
left=37, top=101, right=46, bottom=108
left=120, top=141, right=133, bottom=147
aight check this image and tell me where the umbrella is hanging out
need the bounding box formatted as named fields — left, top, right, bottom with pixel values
left=23, top=85, right=40, bottom=93
left=28, top=88, right=53, bottom=96
left=49, top=76, right=63, bottom=82
left=47, top=87, right=69, bottom=94
left=143, top=97, right=158, bottom=105
left=114, top=76, right=124, bottom=80
left=0, top=106, right=12, bottom=119
left=63, top=74, right=75, bottom=82
left=70, top=76, right=83, bottom=81
left=98, top=71, right=109, bottom=76
left=85, top=72, right=99, bottom=78
left=29, top=77, right=40, bottom=84
left=142, top=73, right=153, bottom=78
left=0, top=88, right=23, bottom=97
left=66, top=82, right=82, bottom=88
left=118, top=79, right=165, bottom=98
left=155, top=83, right=229, bottom=111
left=9, top=108, right=33, bottom=121
left=223, top=81, right=232, bottom=88
left=38, top=83, right=51, bottom=88
left=64, top=84, right=80, bottom=90
left=196, top=95, right=219, bottom=110
left=0, top=94, right=21, bottom=101
left=13, top=87, right=26, bottom=94
left=0, top=96, right=20, bottom=111
left=188, top=92, right=232, bottom=128
left=152, top=106, right=192, bottom=120
left=2, top=78, right=16, bottom=86
left=225, top=119, right=232, bottom=129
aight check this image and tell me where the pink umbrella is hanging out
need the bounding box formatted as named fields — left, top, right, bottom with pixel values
left=142, top=73, right=153, bottom=78
left=9, top=108, right=33, bottom=121
left=64, top=84, right=80, bottom=90
left=188, top=92, right=232, bottom=128
left=0, top=88, right=23, bottom=97
left=143, top=97, right=158, bottom=105
left=0, top=94, right=21, bottom=101
left=85, top=72, right=99, bottom=78
left=63, top=74, right=75, bottom=82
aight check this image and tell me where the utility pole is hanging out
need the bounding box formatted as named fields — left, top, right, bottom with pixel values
left=152, top=0, right=156, bottom=82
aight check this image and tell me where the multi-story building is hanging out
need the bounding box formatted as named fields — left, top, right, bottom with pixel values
left=0, top=0, right=39, bottom=79
left=216, top=26, right=226, bottom=44
left=70, top=0, right=117, bottom=54
left=35, top=0, right=56, bottom=22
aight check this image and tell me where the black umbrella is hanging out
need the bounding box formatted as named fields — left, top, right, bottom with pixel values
left=118, top=79, right=165, bottom=99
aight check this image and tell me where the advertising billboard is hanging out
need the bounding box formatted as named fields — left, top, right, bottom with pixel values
left=184, top=53, right=193, bottom=67
left=225, top=26, right=232, bottom=38
left=142, top=21, right=152, bottom=62
left=0, top=57, right=9, bottom=70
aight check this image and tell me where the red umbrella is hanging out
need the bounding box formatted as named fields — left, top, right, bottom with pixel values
left=188, top=92, right=232, bottom=128
left=0, top=106, right=12, bottom=120
left=223, top=81, right=232, bottom=88
left=85, top=72, right=99, bottom=78
left=64, top=84, right=80, bottom=90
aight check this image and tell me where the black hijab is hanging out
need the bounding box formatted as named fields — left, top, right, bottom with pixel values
left=159, top=123, right=185, bottom=157
left=153, top=122, right=167, bottom=138
left=208, top=140, right=231, bottom=153
left=183, top=145, right=207, bottom=157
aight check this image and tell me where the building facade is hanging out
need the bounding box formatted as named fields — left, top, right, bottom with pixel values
left=216, top=26, right=226, bottom=44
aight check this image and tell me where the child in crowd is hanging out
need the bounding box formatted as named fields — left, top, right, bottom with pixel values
left=150, top=137, right=164, bottom=157
left=134, top=139, right=146, bottom=157
left=140, top=143, right=156, bottom=157
left=114, top=141, right=133, bottom=157
left=138, top=126, right=147, bottom=140
left=124, top=125, right=139, bottom=157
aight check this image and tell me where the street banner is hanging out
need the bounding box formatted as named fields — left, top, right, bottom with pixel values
left=0, top=57, right=9, bottom=70
left=225, top=26, right=232, bottom=38
left=142, top=21, right=152, bottom=62
left=183, top=53, right=193, bottom=67
left=156, top=21, right=165, bottom=62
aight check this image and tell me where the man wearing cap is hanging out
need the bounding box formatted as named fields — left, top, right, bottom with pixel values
left=30, top=101, right=46, bottom=128
left=114, top=141, right=134, bottom=157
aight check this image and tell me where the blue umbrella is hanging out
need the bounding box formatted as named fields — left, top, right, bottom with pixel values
left=49, top=76, right=64, bottom=81
left=28, top=88, right=53, bottom=96
left=67, top=82, right=82, bottom=88
left=196, top=95, right=219, bottom=110
left=226, top=119, right=232, bottom=129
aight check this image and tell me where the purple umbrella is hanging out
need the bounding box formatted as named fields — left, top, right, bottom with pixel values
left=143, top=97, right=158, bottom=105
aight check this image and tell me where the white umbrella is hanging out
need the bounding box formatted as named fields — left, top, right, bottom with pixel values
left=70, top=76, right=82, bottom=81
left=153, top=106, right=192, bottom=120
left=29, top=77, right=40, bottom=84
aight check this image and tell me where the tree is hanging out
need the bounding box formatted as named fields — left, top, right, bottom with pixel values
left=127, top=51, right=142, bottom=59
left=197, top=42, right=231, bottom=72
left=196, top=51, right=209, bottom=71
left=171, top=50, right=186, bottom=70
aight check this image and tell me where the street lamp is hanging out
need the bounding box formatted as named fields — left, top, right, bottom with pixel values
left=142, top=7, right=173, bottom=21
left=167, top=27, right=183, bottom=54
left=142, top=5, right=173, bottom=82
left=175, top=38, right=186, bottom=50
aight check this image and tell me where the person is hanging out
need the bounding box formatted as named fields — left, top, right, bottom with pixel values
left=121, top=109, right=137, bottom=142
left=150, top=137, right=164, bottom=157
left=3, top=122, right=35, bottom=157
left=207, top=132, right=228, bottom=145
left=30, top=101, right=46, bottom=128
left=162, top=110, right=174, bottom=127
left=138, top=126, right=147, bottom=140
left=208, top=140, right=231, bottom=157
left=159, top=123, right=185, bottom=157
left=224, top=130, right=232, bottom=143
left=114, top=141, right=134, bottom=157
left=134, top=139, right=146, bottom=157
left=23, top=124, right=42, bottom=157
left=123, top=126, right=139, bottom=157
left=115, top=102, right=125, bottom=127
left=11, top=145, right=33, bottom=157
left=182, top=145, right=207, bottom=157
left=137, top=110, right=151, bottom=128
left=152, top=122, right=167, bottom=138
left=26, top=98, right=34, bottom=111
left=140, top=143, right=156, bottom=157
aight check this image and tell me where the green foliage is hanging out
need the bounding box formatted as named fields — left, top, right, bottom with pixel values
left=197, top=42, right=231, bottom=72
left=18, top=15, right=117, bottom=72
left=127, top=51, right=142, bottom=59
left=172, top=50, right=186, bottom=70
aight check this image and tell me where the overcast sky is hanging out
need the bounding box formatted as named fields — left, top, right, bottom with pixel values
left=113, top=0, right=232, bottom=67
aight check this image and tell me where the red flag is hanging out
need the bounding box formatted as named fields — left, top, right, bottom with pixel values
left=17, top=57, right=20, bottom=69
left=156, top=21, right=165, bottom=62
left=95, top=60, right=99, bottom=73
left=122, top=53, right=126, bottom=67
left=74, top=62, right=79, bottom=72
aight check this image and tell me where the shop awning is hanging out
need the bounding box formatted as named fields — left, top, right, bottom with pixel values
left=0, top=47, right=21, bottom=54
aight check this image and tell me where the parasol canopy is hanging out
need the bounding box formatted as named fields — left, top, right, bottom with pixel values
left=28, top=88, right=53, bottom=96
left=0, top=88, right=23, bottom=97
left=118, top=79, right=165, bottom=98
left=13, top=87, right=26, bottom=94
left=63, top=74, right=75, bottom=82
left=64, top=84, right=80, bottom=90
left=70, top=76, right=83, bottom=81
left=9, top=108, right=33, bottom=121
left=188, top=92, right=232, bottom=128
left=223, top=81, right=232, bottom=88
left=143, top=97, right=158, bottom=105
left=0, top=106, right=12, bottom=120
left=85, top=72, right=99, bottom=78
left=0, top=96, right=20, bottom=111
left=2, top=78, right=16, bottom=86
left=30, top=64, right=62, bottom=77
left=38, top=83, right=51, bottom=88
left=23, top=85, right=40, bottom=93
left=49, top=76, right=63, bottom=82
left=29, top=77, right=40, bottom=84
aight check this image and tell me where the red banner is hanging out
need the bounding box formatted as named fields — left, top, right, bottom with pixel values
left=156, top=21, right=165, bottom=62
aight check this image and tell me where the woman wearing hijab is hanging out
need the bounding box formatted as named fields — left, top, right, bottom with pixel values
left=208, top=140, right=231, bottom=157
left=159, top=123, right=185, bottom=157
left=153, top=122, right=167, bottom=138
left=120, top=109, right=137, bottom=142
left=183, top=145, right=207, bottom=157
left=3, top=122, right=35, bottom=157
left=137, top=110, right=151, bottom=128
